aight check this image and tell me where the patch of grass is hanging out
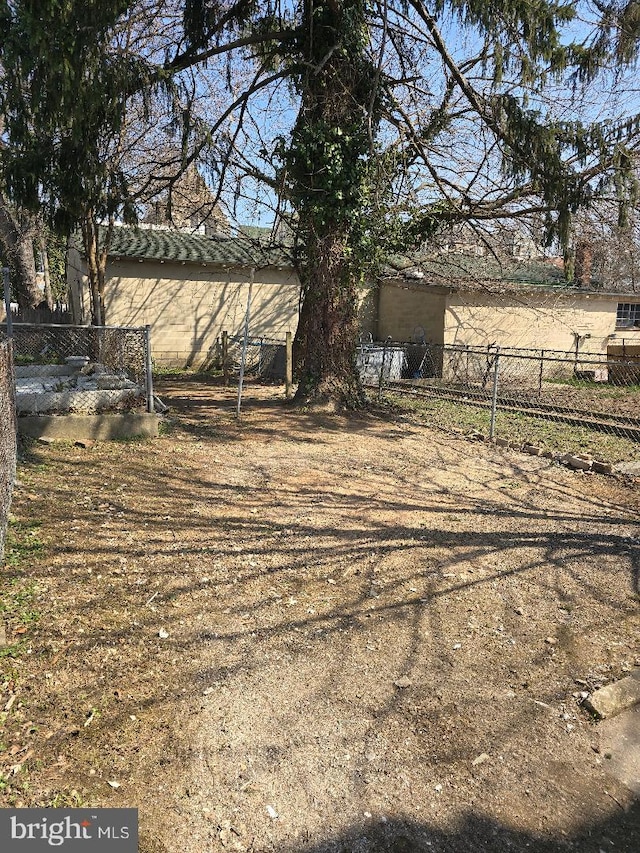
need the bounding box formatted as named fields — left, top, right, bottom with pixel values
left=153, top=365, right=190, bottom=377
left=1, top=521, right=43, bottom=666
left=3, top=519, right=44, bottom=568
left=0, top=774, right=85, bottom=807
left=158, top=417, right=178, bottom=436
left=153, top=367, right=224, bottom=384
left=111, top=435, right=149, bottom=445
left=384, top=391, right=640, bottom=463
left=14, top=355, right=63, bottom=366
left=0, top=770, right=32, bottom=803
left=491, top=411, right=640, bottom=462
left=153, top=364, right=222, bottom=378
left=545, top=376, right=640, bottom=397
left=0, top=643, right=26, bottom=660
left=16, top=439, right=53, bottom=472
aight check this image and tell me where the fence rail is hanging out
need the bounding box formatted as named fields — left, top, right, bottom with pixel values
left=0, top=323, right=154, bottom=415
left=0, top=338, right=16, bottom=562
left=359, top=341, right=640, bottom=460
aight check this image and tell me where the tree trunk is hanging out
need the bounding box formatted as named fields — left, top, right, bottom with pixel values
left=287, top=0, right=377, bottom=408
left=81, top=213, right=113, bottom=326
left=293, top=231, right=364, bottom=407
left=574, top=239, right=593, bottom=288
left=12, top=230, right=39, bottom=309
left=0, top=194, right=41, bottom=310
left=40, top=236, right=54, bottom=309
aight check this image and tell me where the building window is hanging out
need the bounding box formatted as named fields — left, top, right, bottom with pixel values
left=616, top=303, right=640, bottom=328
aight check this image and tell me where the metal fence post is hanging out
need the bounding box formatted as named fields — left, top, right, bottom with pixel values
left=0, top=338, right=17, bottom=564
left=3, top=268, right=12, bottom=339
left=378, top=339, right=388, bottom=400
left=489, top=346, right=501, bottom=441
left=538, top=349, right=544, bottom=395
left=222, top=331, right=229, bottom=386
left=237, top=269, right=254, bottom=417
left=144, top=325, right=155, bottom=413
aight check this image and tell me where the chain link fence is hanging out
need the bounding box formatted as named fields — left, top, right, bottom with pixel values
left=0, top=336, right=17, bottom=562
left=227, top=334, right=287, bottom=381
left=359, top=341, right=640, bottom=463
left=0, top=323, right=154, bottom=415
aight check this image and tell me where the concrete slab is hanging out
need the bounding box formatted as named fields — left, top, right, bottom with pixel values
left=18, top=413, right=160, bottom=441
left=615, top=460, right=640, bottom=475
left=599, top=705, right=640, bottom=796
left=584, top=671, right=640, bottom=719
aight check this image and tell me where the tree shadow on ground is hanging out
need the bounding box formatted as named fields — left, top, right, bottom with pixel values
left=155, top=376, right=424, bottom=444
left=7, top=380, right=640, bottom=851
left=140, top=806, right=640, bottom=853
left=274, top=806, right=640, bottom=853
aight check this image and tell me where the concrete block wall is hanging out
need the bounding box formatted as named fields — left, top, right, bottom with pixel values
left=444, top=290, right=622, bottom=354
left=377, top=280, right=447, bottom=344
left=356, top=282, right=379, bottom=339
left=100, top=260, right=301, bottom=368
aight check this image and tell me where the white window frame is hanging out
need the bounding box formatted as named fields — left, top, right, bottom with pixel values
left=616, top=302, right=640, bottom=328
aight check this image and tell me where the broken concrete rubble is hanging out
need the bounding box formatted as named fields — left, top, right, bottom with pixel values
left=583, top=671, right=640, bottom=719
left=15, top=362, right=145, bottom=415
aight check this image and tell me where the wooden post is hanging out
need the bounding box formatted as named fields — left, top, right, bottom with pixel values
left=222, top=330, right=229, bottom=386
left=285, top=331, right=293, bottom=398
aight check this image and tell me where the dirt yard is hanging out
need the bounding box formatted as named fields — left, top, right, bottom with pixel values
left=1, top=378, right=639, bottom=852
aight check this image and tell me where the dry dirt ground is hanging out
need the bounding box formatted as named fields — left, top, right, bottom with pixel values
left=1, top=378, right=639, bottom=853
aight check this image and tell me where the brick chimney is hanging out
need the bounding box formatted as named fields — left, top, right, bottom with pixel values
left=574, top=240, right=593, bottom=288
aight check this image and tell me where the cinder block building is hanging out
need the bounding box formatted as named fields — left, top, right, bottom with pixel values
left=67, top=226, right=299, bottom=367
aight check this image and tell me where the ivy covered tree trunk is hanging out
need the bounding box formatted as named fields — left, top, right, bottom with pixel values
left=288, top=0, right=381, bottom=408
left=11, top=229, right=39, bottom=309
left=294, top=230, right=364, bottom=405
left=39, top=236, right=54, bottom=309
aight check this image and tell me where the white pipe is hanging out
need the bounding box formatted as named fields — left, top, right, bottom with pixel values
left=236, top=268, right=255, bottom=417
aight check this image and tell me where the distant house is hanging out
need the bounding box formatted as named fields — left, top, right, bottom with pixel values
left=372, top=253, right=640, bottom=359
left=140, top=165, right=230, bottom=237
left=67, top=225, right=300, bottom=367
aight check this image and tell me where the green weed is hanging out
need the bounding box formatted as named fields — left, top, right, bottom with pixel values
left=1, top=521, right=43, bottom=668
left=46, top=789, right=87, bottom=808
left=3, top=520, right=44, bottom=567
left=545, top=376, right=640, bottom=397
left=384, top=391, right=640, bottom=463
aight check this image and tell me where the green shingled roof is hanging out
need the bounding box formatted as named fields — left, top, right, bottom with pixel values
left=385, top=252, right=567, bottom=287
left=103, top=225, right=293, bottom=268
